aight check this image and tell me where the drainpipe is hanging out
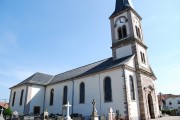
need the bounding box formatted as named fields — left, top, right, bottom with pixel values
left=23, top=84, right=28, bottom=115
left=43, top=85, right=47, bottom=112
left=71, top=79, right=74, bottom=114
left=122, top=65, right=129, bottom=119
left=98, top=74, right=102, bottom=115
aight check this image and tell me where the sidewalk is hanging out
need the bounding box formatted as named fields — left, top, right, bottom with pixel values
left=155, top=116, right=180, bottom=120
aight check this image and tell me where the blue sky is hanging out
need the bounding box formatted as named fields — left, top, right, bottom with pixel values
left=0, top=0, right=180, bottom=102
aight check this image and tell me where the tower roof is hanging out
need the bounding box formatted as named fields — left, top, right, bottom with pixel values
left=110, top=0, right=134, bottom=18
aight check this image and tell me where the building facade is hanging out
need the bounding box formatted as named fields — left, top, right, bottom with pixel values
left=9, top=0, right=159, bottom=120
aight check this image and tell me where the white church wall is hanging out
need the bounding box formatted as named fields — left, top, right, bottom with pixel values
left=125, top=56, right=135, bottom=68
left=99, top=68, right=126, bottom=117
left=125, top=69, right=140, bottom=120
left=73, top=74, right=101, bottom=116
left=10, top=85, right=27, bottom=115
left=116, top=45, right=132, bottom=59
left=45, top=81, right=73, bottom=115
left=29, top=85, right=45, bottom=114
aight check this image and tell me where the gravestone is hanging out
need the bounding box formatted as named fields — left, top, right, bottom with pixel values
left=13, top=111, right=19, bottom=118
left=24, top=116, right=34, bottom=120
left=0, top=108, right=4, bottom=120
left=44, top=109, right=49, bottom=120
left=91, top=99, right=99, bottom=120
left=100, top=114, right=106, bottom=120
left=108, top=107, right=115, bottom=120
left=64, top=101, right=72, bottom=120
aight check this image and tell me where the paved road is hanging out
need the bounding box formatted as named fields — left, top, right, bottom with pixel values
left=154, top=116, right=180, bottom=120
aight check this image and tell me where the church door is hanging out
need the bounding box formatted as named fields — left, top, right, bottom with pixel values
left=33, top=106, right=40, bottom=115
left=148, top=94, right=155, bottom=119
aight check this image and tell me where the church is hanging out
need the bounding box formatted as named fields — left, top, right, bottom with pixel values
left=9, top=0, right=160, bottom=120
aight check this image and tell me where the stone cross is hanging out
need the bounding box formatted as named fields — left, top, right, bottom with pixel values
left=0, top=108, right=4, bottom=116
left=109, top=107, right=113, bottom=120
left=92, top=99, right=97, bottom=116
left=64, top=101, right=72, bottom=120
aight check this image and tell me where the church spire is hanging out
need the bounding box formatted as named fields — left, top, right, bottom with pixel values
left=110, top=0, right=134, bottom=18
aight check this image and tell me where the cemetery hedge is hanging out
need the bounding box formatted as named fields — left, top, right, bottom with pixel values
left=4, top=108, right=12, bottom=116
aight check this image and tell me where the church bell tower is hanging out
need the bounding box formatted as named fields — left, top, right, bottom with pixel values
left=109, top=0, right=159, bottom=119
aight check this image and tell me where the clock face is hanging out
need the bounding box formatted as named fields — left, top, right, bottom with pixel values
left=115, top=16, right=128, bottom=27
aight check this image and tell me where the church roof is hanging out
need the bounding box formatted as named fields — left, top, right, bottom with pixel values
left=10, top=55, right=133, bottom=88
left=10, top=72, right=53, bottom=88
left=109, top=0, right=134, bottom=18
left=48, top=55, right=133, bottom=84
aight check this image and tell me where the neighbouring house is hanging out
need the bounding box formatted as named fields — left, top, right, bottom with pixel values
left=158, top=94, right=180, bottom=114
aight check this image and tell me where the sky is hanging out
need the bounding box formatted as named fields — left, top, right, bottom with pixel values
left=0, top=0, right=180, bottom=102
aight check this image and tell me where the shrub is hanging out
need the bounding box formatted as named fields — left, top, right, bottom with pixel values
left=4, top=108, right=12, bottom=116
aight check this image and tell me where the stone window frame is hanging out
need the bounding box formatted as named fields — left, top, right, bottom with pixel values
left=79, top=82, right=85, bottom=104
left=140, top=51, right=146, bottom=64
left=103, top=76, right=113, bottom=102
left=135, top=26, right=141, bottom=39
left=19, top=89, right=24, bottom=106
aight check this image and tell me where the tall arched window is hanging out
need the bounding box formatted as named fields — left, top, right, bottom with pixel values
left=118, top=27, right=123, bottom=39
left=104, top=77, right=112, bottom=102
left=118, top=25, right=127, bottom=39
left=19, top=89, right=24, bottom=105
left=63, top=86, right=68, bottom=104
left=12, top=91, right=16, bottom=106
left=50, top=89, right=54, bottom=106
left=79, top=82, right=85, bottom=103
left=130, top=76, right=135, bottom=100
left=122, top=25, right=127, bottom=37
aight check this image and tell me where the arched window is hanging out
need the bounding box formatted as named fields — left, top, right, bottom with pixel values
left=50, top=89, right=54, bottom=106
left=135, top=26, right=141, bottom=39
left=12, top=91, right=16, bottom=106
left=63, top=86, right=68, bottom=104
left=130, top=76, right=135, bottom=100
left=122, top=25, right=127, bottom=37
left=118, top=25, right=127, bottom=40
left=19, top=89, right=24, bottom=105
left=118, top=27, right=123, bottom=39
left=104, top=77, right=112, bottom=102
left=79, top=82, right=85, bottom=103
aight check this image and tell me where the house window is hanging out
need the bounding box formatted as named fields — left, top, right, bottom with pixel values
left=140, top=51, right=146, bottom=64
left=19, top=89, right=24, bottom=106
left=79, top=82, right=85, bottom=104
left=104, top=77, right=112, bottom=102
left=63, top=86, right=68, bottom=104
left=12, top=91, right=16, bottom=106
left=178, top=100, right=180, bottom=104
left=169, top=101, right=172, bottom=105
left=130, top=76, right=135, bottom=100
left=50, top=89, right=54, bottom=106
left=118, top=25, right=127, bottom=39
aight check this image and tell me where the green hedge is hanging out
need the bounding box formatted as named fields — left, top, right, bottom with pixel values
left=161, top=109, right=176, bottom=116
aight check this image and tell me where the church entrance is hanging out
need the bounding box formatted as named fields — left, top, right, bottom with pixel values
left=33, top=106, right=40, bottom=115
left=148, top=94, right=155, bottom=119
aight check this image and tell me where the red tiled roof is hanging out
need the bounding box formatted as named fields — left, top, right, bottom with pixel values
left=0, top=102, right=9, bottom=109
